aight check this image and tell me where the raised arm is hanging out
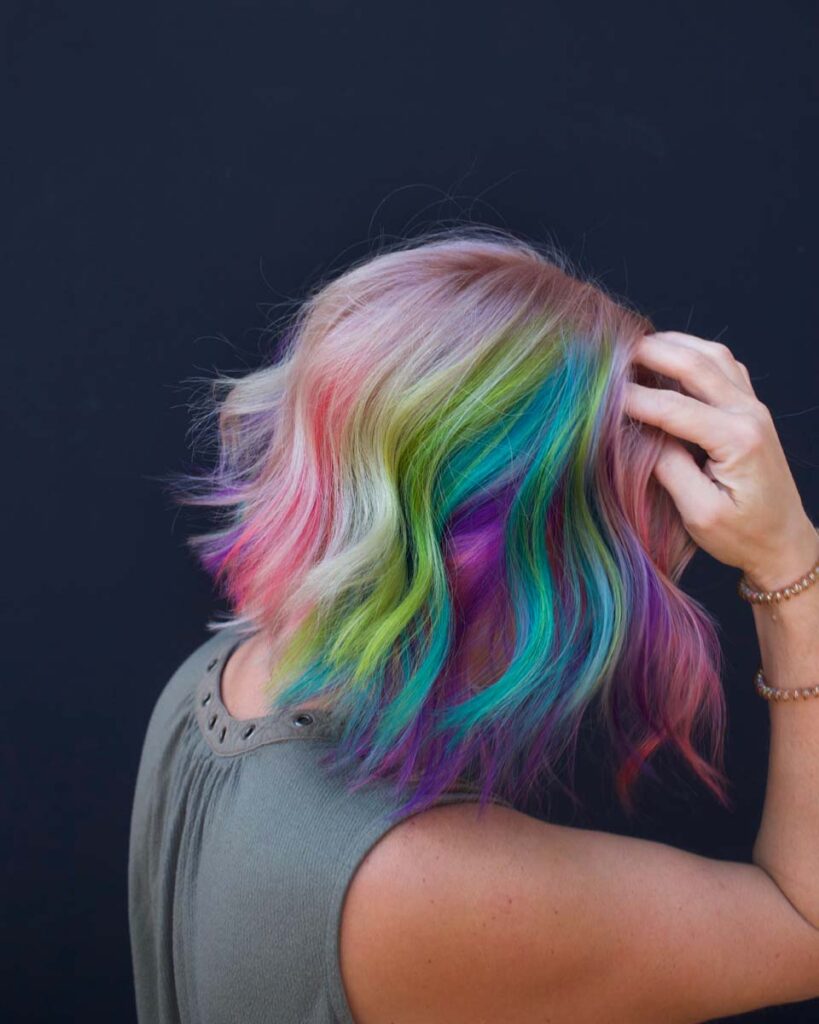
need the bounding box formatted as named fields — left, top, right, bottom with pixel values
left=339, top=331, right=819, bottom=1024
left=749, top=526, right=819, bottom=931
left=625, top=331, right=819, bottom=933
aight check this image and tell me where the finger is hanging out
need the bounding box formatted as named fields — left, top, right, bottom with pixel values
left=647, top=331, right=754, bottom=396
left=650, top=435, right=719, bottom=525
left=631, top=334, right=753, bottom=410
left=735, top=359, right=754, bottom=392
left=660, top=332, right=757, bottom=399
left=624, top=381, right=744, bottom=460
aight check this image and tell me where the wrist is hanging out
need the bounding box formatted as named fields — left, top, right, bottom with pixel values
left=743, top=518, right=819, bottom=593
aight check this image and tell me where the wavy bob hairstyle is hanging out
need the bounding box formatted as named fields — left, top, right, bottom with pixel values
left=167, top=226, right=728, bottom=822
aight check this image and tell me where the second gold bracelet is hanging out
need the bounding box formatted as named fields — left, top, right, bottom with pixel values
left=755, top=666, right=819, bottom=702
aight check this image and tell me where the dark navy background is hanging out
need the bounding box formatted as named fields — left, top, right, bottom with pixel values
left=4, top=1, right=817, bottom=1020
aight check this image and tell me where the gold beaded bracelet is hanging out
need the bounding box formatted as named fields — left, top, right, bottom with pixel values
left=754, top=666, right=819, bottom=702
left=737, top=526, right=819, bottom=605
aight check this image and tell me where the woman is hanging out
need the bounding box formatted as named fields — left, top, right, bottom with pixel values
left=128, top=227, right=819, bottom=1023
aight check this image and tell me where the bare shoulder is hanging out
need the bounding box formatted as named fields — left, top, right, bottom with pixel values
left=339, top=802, right=546, bottom=1023
left=339, top=802, right=819, bottom=1024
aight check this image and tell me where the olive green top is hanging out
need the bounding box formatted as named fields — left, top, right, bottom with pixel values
left=128, top=624, right=511, bottom=1023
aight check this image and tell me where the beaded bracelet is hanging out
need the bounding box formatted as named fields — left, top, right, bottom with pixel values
left=738, top=527, right=819, bottom=605
left=755, top=666, right=819, bottom=702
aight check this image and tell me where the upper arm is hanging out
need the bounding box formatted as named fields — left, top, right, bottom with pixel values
left=339, top=803, right=819, bottom=1024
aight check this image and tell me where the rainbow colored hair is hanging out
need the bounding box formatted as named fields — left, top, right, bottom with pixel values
left=168, top=227, right=729, bottom=822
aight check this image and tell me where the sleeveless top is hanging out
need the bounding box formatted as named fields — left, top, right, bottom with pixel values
left=128, top=624, right=513, bottom=1023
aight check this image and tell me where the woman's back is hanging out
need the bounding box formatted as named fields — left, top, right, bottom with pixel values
left=130, top=620, right=819, bottom=1024
left=127, top=626, right=511, bottom=1023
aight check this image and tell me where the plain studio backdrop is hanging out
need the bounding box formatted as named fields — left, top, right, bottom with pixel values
left=3, top=2, right=817, bottom=1021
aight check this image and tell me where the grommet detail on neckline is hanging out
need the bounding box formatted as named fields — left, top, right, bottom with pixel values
left=195, top=637, right=340, bottom=754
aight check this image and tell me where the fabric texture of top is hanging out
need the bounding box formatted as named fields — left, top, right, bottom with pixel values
left=128, top=624, right=512, bottom=1023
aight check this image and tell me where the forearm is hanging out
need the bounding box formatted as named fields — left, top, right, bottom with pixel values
left=750, top=522, right=819, bottom=929
left=623, top=330, right=819, bottom=932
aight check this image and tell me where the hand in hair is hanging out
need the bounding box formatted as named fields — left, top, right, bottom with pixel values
left=624, top=330, right=817, bottom=590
